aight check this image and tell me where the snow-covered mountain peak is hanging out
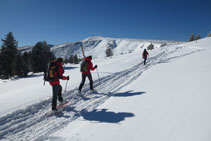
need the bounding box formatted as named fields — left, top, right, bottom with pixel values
left=83, top=36, right=106, bottom=41
left=51, top=36, right=181, bottom=59
left=18, top=36, right=183, bottom=59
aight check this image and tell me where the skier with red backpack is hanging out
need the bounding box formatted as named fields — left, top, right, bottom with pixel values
left=78, top=56, right=97, bottom=94
left=45, top=57, right=69, bottom=111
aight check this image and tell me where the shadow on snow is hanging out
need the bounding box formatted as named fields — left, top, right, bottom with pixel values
left=81, top=109, right=135, bottom=123
left=63, top=66, right=78, bottom=70
left=75, top=91, right=145, bottom=123
left=113, top=90, right=146, bottom=97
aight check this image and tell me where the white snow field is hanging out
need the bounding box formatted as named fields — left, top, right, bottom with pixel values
left=0, top=37, right=211, bottom=141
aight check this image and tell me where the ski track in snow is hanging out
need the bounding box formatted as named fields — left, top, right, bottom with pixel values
left=0, top=46, right=201, bottom=141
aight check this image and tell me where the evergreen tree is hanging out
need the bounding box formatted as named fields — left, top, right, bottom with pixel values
left=0, top=32, right=18, bottom=78
left=11, top=53, right=25, bottom=76
left=30, top=41, right=55, bottom=73
left=73, top=54, right=79, bottom=64
left=64, top=58, right=68, bottom=64
left=195, top=35, right=201, bottom=40
left=68, top=55, right=74, bottom=64
left=22, top=52, right=29, bottom=76
left=147, top=43, right=154, bottom=50
left=106, top=48, right=113, bottom=57
left=0, top=53, right=7, bottom=79
left=208, top=33, right=211, bottom=37
left=189, top=34, right=195, bottom=41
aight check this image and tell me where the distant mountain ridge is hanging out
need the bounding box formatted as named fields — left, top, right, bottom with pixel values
left=18, top=36, right=183, bottom=59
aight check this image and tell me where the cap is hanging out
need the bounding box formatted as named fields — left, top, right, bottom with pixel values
left=56, top=57, right=64, bottom=62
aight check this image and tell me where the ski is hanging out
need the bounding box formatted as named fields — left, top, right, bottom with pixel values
left=44, top=101, right=70, bottom=117
left=56, top=100, right=69, bottom=109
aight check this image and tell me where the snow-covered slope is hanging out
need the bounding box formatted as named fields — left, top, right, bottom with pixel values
left=51, top=37, right=211, bottom=141
left=0, top=37, right=211, bottom=141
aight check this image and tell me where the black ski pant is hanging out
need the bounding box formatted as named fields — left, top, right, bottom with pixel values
left=78, top=73, right=93, bottom=91
left=143, top=57, right=147, bottom=65
left=52, top=84, right=63, bottom=109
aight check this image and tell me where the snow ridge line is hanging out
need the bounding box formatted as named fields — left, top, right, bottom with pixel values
left=0, top=46, right=199, bottom=140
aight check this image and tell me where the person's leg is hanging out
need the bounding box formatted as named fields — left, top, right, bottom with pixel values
left=52, top=85, right=59, bottom=110
left=79, top=74, right=87, bottom=91
left=57, top=84, right=63, bottom=102
left=87, top=73, right=93, bottom=90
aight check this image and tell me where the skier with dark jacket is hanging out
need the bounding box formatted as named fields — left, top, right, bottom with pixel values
left=49, top=58, right=69, bottom=111
left=142, top=49, right=149, bottom=65
left=78, top=56, right=97, bottom=94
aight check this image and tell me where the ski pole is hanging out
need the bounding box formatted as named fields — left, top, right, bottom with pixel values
left=43, top=79, right=46, bottom=86
left=96, top=68, right=101, bottom=85
left=64, top=80, right=69, bottom=93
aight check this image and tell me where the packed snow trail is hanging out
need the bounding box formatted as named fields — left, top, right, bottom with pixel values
left=0, top=46, right=201, bottom=140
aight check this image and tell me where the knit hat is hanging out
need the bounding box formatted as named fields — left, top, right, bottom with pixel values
left=88, top=56, right=92, bottom=60
left=56, top=57, right=64, bottom=62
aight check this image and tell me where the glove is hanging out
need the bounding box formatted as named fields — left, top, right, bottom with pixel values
left=67, top=76, right=69, bottom=80
left=94, top=65, right=98, bottom=68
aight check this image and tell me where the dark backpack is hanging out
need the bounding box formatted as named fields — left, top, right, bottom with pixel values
left=44, top=61, right=59, bottom=82
left=80, top=60, right=89, bottom=72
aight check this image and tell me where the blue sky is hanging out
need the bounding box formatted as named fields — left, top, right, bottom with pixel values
left=0, top=0, right=211, bottom=46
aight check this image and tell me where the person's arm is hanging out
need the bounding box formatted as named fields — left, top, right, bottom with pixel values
left=89, top=62, right=96, bottom=71
left=58, top=66, right=69, bottom=80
